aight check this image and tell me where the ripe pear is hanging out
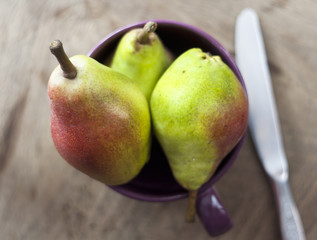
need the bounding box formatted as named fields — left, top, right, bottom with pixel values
left=48, top=40, right=151, bottom=186
left=150, top=48, right=248, bottom=221
left=110, top=21, right=172, bottom=101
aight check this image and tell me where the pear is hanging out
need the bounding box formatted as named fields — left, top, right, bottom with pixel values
left=150, top=48, right=248, bottom=222
left=48, top=40, right=151, bottom=186
left=110, top=21, right=172, bottom=101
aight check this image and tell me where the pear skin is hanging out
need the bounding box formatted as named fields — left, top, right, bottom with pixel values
left=48, top=41, right=151, bottom=186
left=111, top=22, right=172, bottom=101
left=150, top=48, right=248, bottom=221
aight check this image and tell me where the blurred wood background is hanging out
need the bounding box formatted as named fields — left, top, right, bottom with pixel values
left=0, top=0, right=316, bottom=239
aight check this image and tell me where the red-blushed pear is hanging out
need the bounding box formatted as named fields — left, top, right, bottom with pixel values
left=48, top=40, right=151, bottom=186
left=150, top=48, right=248, bottom=222
left=111, top=22, right=172, bottom=102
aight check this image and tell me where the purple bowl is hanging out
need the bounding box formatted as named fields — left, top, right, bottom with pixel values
left=88, top=19, right=248, bottom=236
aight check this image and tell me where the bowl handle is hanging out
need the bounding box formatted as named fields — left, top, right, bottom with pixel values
left=196, top=186, right=232, bottom=236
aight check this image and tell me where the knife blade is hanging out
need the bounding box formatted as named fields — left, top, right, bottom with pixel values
left=235, top=8, right=305, bottom=240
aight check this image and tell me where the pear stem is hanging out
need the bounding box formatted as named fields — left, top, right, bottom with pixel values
left=50, top=40, right=77, bottom=79
left=185, top=190, right=198, bottom=223
left=137, top=21, right=157, bottom=44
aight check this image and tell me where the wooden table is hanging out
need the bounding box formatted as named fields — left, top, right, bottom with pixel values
left=1, top=0, right=316, bottom=239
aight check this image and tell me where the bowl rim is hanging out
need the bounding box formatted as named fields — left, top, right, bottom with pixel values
left=88, top=19, right=248, bottom=202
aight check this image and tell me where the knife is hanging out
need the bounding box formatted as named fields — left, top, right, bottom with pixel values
left=235, top=9, right=305, bottom=240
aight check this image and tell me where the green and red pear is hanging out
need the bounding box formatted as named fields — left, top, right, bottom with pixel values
left=150, top=48, right=248, bottom=221
left=48, top=40, right=151, bottom=186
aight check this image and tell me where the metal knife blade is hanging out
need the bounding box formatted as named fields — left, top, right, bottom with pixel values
left=235, top=8, right=305, bottom=240
left=235, top=8, right=288, bottom=181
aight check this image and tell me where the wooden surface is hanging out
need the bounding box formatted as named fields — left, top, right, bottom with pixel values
left=1, top=0, right=316, bottom=239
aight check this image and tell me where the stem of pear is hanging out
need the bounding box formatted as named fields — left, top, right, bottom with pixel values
left=185, top=190, right=198, bottom=223
left=49, top=40, right=77, bottom=79
left=137, top=21, right=158, bottom=44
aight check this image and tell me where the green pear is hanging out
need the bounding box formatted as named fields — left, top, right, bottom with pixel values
left=48, top=40, right=151, bottom=186
left=150, top=48, right=248, bottom=221
left=110, top=22, right=172, bottom=101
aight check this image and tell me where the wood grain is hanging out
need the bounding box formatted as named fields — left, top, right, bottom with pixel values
left=1, top=0, right=316, bottom=239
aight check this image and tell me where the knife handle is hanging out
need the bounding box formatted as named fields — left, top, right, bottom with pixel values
left=271, top=178, right=306, bottom=240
